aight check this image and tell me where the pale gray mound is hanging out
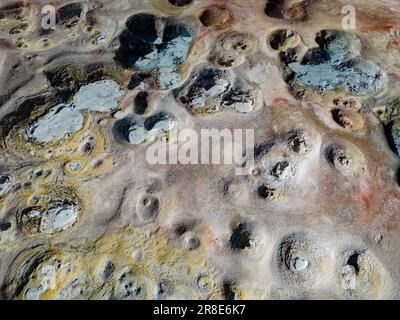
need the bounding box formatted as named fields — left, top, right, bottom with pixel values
left=128, top=123, right=147, bottom=145
left=21, top=203, right=80, bottom=235
left=27, top=104, right=84, bottom=143
left=74, top=80, right=124, bottom=112
left=40, top=203, right=80, bottom=234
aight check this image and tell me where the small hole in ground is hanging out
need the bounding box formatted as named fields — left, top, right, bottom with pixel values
left=230, top=223, right=252, bottom=250
left=222, top=281, right=237, bottom=300
left=0, top=222, right=11, bottom=231
left=168, top=0, right=193, bottom=7
left=134, top=91, right=148, bottom=115
left=265, top=0, right=284, bottom=19
left=347, top=252, right=360, bottom=275
left=258, top=185, right=276, bottom=199
left=199, top=7, right=231, bottom=27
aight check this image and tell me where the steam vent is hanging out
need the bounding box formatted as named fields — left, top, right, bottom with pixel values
left=1, top=0, right=400, bottom=301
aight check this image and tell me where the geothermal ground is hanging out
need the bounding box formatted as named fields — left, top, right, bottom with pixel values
left=0, top=0, right=400, bottom=300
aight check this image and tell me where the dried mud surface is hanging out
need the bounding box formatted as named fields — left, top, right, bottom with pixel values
left=0, top=0, right=400, bottom=300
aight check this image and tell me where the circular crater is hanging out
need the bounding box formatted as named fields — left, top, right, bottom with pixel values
left=135, top=194, right=160, bottom=223
left=199, top=6, right=231, bottom=27
left=144, top=111, right=176, bottom=133
left=269, top=29, right=300, bottom=51
left=257, top=184, right=277, bottom=200
left=337, top=249, right=387, bottom=299
left=229, top=222, right=254, bottom=251
left=113, top=117, right=147, bottom=145
left=2, top=247, right=52, bottom=299
left=227, top=219, right=267, bottom=258
left=274, top=232, right=326, bottom=287
left=211, top=32, right=258, bottom=68
left=56, top=3, right=83, bottom=28
left=0, top=2, right=28, bottom=20
left=177, top=67, right=261, bottom=114
left=126, top=13, right=159, bottom=43
left=113, top=112, right=176, bottom=146
left=134, top=91, right=149, bottom=115
left=333, top=97, right=362, bottom=111
left=197, top=275, right=214, bottom=296
left=287, top=130, right=309, bottom=154
left=324, top=143, right=365, bottom=176
left=221, top=280, right=239, bottom=300
left=18, top=201, right=80, bottom=236
left=265, top=0, right=308, bottom=20
left=182, top=231, right=200, bottom=250
left=325, top=146, right=349, bottom=167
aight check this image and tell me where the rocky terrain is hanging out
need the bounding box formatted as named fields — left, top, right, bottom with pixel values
left=0, top=0, right=400, bottom=299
